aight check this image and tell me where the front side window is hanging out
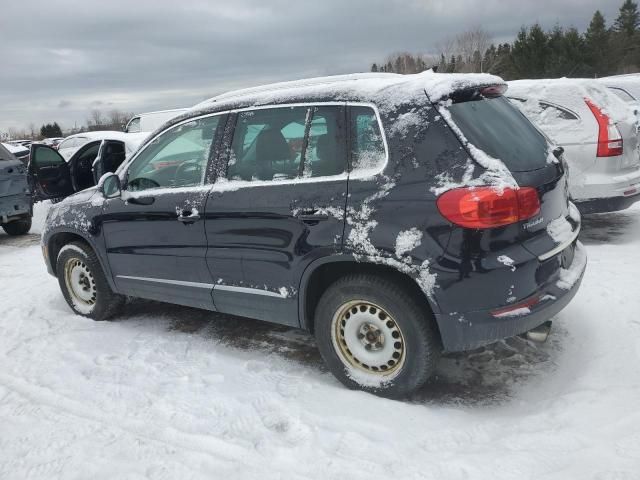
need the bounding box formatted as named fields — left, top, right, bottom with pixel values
left=227, top=105, right=347, bottom=182
left=126, top=115, right=220, bottom=191
left=349, top=106, right=386, bottom=173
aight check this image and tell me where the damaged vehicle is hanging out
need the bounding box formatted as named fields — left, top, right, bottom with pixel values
left=1, top=143, right=32, bottom=235
left=39, top=72, right=586, bottom=397
left=28, top=132, right=148, bottom=202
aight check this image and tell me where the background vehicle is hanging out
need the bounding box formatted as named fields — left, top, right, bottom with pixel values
left=41, top=137, right=65, bottom=149
left=57, top=131, right=132, bottom=161
left=124, top=108, right=189, bottom=133
left=599, top=74, right=640, bottom=104
left=28, top=132, right=148, bottom=202
left=0, top=143, right=32, bottom=235
left=38, top=72, right=585, bottom=397
left=508, top=78, right=640, bottom=213
left=2, top=142, right=30, bottom=165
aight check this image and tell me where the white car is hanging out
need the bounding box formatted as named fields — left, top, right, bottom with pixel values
left=124, top=108, right=188, bottom=133
left=599, top=74, right=640, bottom=105
left=507, top=78, right=640, bottom=213
left=2, top=142, right=30, bottom=164
left=57, top=131, right=138, bottom=161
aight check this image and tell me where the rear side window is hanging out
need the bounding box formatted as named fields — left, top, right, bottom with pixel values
left=446, top=96, right=550, bottom=172
left=608, top=87, right=636, bottom=103
left=126, top=117, right=141, bottom=133
left=227, top=105, right=347, bottom=181
left=350, top=106, right=386, bottom=173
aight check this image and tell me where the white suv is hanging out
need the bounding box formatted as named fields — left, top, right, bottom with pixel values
left=508, top=78, right=640, bottom=213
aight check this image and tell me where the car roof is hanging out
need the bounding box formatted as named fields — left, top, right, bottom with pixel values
left=188, top=71, right=505, bottom=115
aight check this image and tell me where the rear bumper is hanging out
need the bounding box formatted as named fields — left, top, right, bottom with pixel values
left=575, top=190, right=640, bottom=214
left=571, top=166, right=640, bottom=212
left=435, top=242, right=586, bottom=352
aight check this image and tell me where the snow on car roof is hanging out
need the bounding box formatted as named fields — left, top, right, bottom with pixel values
left=191, top=71, right=506, bottom=114
left=507, top=78, right=636, bottom=124
left=2, top=142, right=29, bottom=155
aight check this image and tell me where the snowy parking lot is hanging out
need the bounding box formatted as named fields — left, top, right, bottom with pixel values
left=1, top=203, right=640, bottom=479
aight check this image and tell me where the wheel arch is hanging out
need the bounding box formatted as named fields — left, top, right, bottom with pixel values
left=45, top=229, right=116, bottom=291
left=298, top=256, right=441, bottom=335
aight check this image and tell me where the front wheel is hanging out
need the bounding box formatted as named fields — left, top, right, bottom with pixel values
left=2, top=217, right=32, bottom=236
left=56, top=241, right=124, bottom=320
left=314, top=274, right=441, bottom=398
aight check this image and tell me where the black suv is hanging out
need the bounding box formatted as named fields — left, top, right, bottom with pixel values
left=38, top=72, right=586, bottom=397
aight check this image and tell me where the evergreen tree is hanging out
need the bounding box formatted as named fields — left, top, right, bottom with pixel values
left=371, top=63, right=378, bottom=72
left=614, top=0, right=640, bottom=36
left=585, top=10, right=610, bottom=75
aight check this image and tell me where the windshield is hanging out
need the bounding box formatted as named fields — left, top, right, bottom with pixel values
left=447, top=95, right=550, bottom=172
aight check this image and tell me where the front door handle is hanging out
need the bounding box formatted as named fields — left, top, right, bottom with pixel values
left=177, top=210, right=201, bottom=223
left=128, top=196, right=155, bottom=206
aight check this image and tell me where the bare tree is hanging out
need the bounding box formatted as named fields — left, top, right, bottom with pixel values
left=435, top=26, right=493, bottom=73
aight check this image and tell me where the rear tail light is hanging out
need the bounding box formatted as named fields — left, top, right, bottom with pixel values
left=584, top=98, right=624, bottom=157
left=437, top=186, right=540, bottom=229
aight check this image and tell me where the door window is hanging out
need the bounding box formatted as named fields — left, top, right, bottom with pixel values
left=227, top=105, right=347, bottom=182
left=125, top=115, right=220, bottom=191
left=33, top=146, right=66, bottom=167
left=349, top=106, right=386, bottom=173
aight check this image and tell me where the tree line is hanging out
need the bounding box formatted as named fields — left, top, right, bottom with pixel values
left=372, top=0, right=640, bottom=79
left=5, top=108, right=134, bottom=141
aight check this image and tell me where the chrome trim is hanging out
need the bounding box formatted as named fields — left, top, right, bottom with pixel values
left=538, top=225, right=581, bottom=261
left=214, top=284, right=287, bottom=298
left=116, top=275, right=214, bottom=289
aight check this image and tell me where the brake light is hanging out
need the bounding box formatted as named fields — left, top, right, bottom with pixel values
left=584, top=98, right=624, bottom=157
left=437, top=186, right=540, bottom=229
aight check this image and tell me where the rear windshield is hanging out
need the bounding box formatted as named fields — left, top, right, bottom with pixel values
left=447, top=95, right=550, bottom=172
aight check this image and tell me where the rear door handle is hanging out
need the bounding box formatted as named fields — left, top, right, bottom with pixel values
left=177, top=210, right=201, bottom=223
left=295, top=208, right=329, bottom=223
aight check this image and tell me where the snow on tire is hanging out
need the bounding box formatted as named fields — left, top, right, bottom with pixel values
left=56, top=241, right=124, bottom=320
left=314, top=274, right=441, bottom=398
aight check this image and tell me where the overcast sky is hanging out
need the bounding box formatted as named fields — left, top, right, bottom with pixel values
left=0, top=0, right=620, bottom=133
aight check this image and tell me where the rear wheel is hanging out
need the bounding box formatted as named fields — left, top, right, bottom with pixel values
left=314, top=274, right=441, bottom=398
left=56, top=241, right=124, bottom=320
left=2, top=217, right=32, bottom=236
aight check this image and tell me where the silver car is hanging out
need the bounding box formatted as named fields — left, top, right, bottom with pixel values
left=508, top=78, right=640, bottom=213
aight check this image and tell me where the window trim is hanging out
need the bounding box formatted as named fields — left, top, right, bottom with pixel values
left=118, top=102, right=389, bottom=190
left=508, top=96, right=580, bottom=121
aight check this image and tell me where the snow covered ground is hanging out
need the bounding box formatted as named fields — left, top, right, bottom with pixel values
left=1, top=203, right=640, bottom=479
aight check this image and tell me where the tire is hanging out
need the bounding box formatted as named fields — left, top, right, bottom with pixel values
left=56, top=241, right=124, bottom=320
left=2, top=217, right=32, bottom=236
left=314, top=274, right=441, bottom=398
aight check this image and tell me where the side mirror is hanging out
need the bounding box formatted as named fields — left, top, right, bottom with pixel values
left=552, top=146, right=564, bottom=159
left=98, top=172, right=121, bottom=199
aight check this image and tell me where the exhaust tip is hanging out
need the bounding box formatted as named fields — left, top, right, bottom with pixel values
left=526, top=320, right=552, bottom=343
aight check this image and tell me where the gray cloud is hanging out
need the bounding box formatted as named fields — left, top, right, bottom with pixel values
left=0, top=0, right=620, bottom=131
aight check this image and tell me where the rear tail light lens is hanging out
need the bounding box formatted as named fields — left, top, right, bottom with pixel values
left=584, top=98, right=624, bottom=157
left=437, top=186, right=540, bottom=229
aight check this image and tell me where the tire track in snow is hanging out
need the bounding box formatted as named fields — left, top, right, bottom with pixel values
left=0, top=372, right=256, bottom=472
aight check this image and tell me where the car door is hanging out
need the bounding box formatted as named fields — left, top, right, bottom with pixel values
left=92, top=139, right=127, bottom=184
left=100, top=114, right=225, bottom=310
left=205, top=104, right=348, bottom=327
left=28, top=144, right=74, bottom=201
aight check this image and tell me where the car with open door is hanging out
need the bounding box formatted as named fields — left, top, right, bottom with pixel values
left=28, top=132, right=148, bottom=202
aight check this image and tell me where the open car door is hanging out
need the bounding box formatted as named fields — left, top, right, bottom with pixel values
left=28, top=144, right=74, bottom=201
left=92, top=140, right=127, bottom=184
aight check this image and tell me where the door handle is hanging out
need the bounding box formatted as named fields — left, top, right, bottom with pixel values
left=295, top=208, right=329, bottom=223
left=177, top=210, right=201, bottom=223
left=128, top=196, right=155, bottom=205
